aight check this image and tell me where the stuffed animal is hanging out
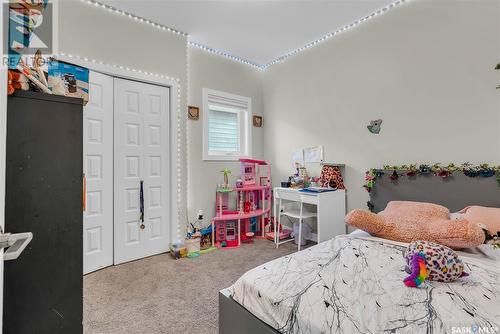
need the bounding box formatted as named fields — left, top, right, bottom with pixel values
left=346, top=201, right=485, bottom=249
left=8, top=70, right=29, bottom=95
left=403, top=240, right=468, bottom=287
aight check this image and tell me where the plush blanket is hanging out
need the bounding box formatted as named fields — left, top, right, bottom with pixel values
left=231, top=235, right=500, bottom=334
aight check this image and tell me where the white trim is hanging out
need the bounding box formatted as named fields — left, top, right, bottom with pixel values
left=202, top=88, right=252, bottom=161
left=0, top=1, right=6, bottom=331
left=55, top=53, right=183, bottom=244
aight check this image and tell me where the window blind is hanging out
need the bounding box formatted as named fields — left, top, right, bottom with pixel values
left=203, top=88, right=251, bottom=160
left=208, top=107, right=239, bottom=153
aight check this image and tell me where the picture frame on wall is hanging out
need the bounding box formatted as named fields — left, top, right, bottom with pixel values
left=253, top=115, right=263, bottom=127
left=188, top=106, right=199, bottom=120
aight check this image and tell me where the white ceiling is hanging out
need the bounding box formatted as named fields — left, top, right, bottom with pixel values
left=100, top=0, right=395, bottom=66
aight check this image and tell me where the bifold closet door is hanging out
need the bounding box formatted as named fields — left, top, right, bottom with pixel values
left=83, top=71, right=114, bottom=274
left=114, top=78, right=170, bottom=264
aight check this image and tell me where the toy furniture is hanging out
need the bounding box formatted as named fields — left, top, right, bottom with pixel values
left=273, top=187, right=346, bottom=249
left=211, top=159, right=271, bottom=248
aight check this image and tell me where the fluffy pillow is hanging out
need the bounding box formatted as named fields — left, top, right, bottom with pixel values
left=458, top=206, right=500, bottom=235
left=345, top=201, right=485, bottom=249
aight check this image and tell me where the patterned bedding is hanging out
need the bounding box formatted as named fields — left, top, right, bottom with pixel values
left=230, top=235, right=500, bottom=334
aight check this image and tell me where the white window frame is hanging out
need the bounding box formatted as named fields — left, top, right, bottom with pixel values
left=203, top=88, right=252, bottom=161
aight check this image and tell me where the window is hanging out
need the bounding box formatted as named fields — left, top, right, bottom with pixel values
left=203, top=88, right=251, bottom=160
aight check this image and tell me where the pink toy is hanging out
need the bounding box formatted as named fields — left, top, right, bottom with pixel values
left=241, top=160, right=257, bottom=185
left=211, top=159, right=272, bottom=248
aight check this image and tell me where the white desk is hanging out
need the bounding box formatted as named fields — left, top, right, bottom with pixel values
left=273, top=187, right=346, bottom=244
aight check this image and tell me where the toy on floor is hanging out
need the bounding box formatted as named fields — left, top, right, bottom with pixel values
left=211, top=159, right=272, bottom=248
left=403, top=240, right=469, bottom=288
left=265, top=217, right=292, bottom=241
left=184, top=210, right=217, bottom=257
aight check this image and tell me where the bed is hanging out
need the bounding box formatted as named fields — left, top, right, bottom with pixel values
left=219, top=172, right=500, bottom=334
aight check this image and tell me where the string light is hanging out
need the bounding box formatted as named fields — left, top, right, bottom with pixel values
left=262, top=0, right=408, bottom=69
left=84, top=0, right=409, bottom=70
left=185, top=42, right=190, bottom=242
left=187, top=41, right=264, bottom=70
left=57, top=51, right=184, bottom=241
left=80, top=0, right=188, bottom=37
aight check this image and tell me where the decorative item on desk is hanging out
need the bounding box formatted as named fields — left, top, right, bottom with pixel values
left=367, top=119, right=383, bottom=134
left=319, top=165, right=345, bottom=189
left=188, top=106, right=199, bottom=120
left=310, top=176, right=320, bottom=187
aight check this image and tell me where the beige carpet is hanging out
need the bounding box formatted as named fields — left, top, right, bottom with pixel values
left=84, top=239, right=301, bottom=334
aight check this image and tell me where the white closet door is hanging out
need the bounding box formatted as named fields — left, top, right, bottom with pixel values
left=114, top=78, right=170, bottom=264
left=83, top=71, right=114, bottom=274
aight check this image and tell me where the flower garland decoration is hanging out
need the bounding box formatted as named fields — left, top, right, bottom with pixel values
left=363, top=163, right=500, bottom=192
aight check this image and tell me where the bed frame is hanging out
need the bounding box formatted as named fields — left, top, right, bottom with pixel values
left=219, top=172, right=500, bottom=334
left=369, top=171, right=500, bottom=213
left=219, top=289, right=279, bottom=334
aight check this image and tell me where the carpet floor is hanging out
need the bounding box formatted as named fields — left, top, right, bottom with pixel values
left=84, top=239, right=301, bottom=334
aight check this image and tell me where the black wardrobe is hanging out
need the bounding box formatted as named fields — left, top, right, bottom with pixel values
left=4, top=91, right=83, bottom=333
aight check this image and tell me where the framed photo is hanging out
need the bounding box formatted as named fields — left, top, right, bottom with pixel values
left=253, top=115, right=263, bottom=127
left=188, top=106, right=199, bottom=120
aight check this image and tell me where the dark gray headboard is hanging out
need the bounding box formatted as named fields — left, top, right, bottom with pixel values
left=369, top=172, right=500, bottom=213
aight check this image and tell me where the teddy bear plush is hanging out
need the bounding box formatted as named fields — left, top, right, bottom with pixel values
left=346, top=201, right=485, bottom=249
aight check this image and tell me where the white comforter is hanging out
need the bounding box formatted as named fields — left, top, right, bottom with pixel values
left=231, top=235, right=500, bottom=334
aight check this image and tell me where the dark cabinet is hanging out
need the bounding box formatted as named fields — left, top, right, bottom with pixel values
left=4, top=91, right=83, bottom=334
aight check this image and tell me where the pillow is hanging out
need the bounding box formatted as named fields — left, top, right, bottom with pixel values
left=345, top=201, right=485, bottom=249
left=459, top=206, right=500, bottom=235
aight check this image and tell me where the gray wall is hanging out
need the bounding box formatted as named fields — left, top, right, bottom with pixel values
left=58, top=0, right=189, bottom=233
left=188, top=47, right=264, bottom=220
left=262, top=0, right=500, bottom=212
left=54, top=0, right=500, bottom=233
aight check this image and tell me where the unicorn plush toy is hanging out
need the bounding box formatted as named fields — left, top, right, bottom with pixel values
left=403, top=240, right=469, bottom=288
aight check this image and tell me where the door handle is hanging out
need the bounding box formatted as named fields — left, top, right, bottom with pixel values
left=83, top=173, right=87, bottom=212
left=139, top=180, right=145, bottom=227
left=0, top=230, right=33, bottom=261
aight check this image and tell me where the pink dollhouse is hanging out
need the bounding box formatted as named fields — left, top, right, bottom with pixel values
left=211, top=158, right=271, bottom=248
